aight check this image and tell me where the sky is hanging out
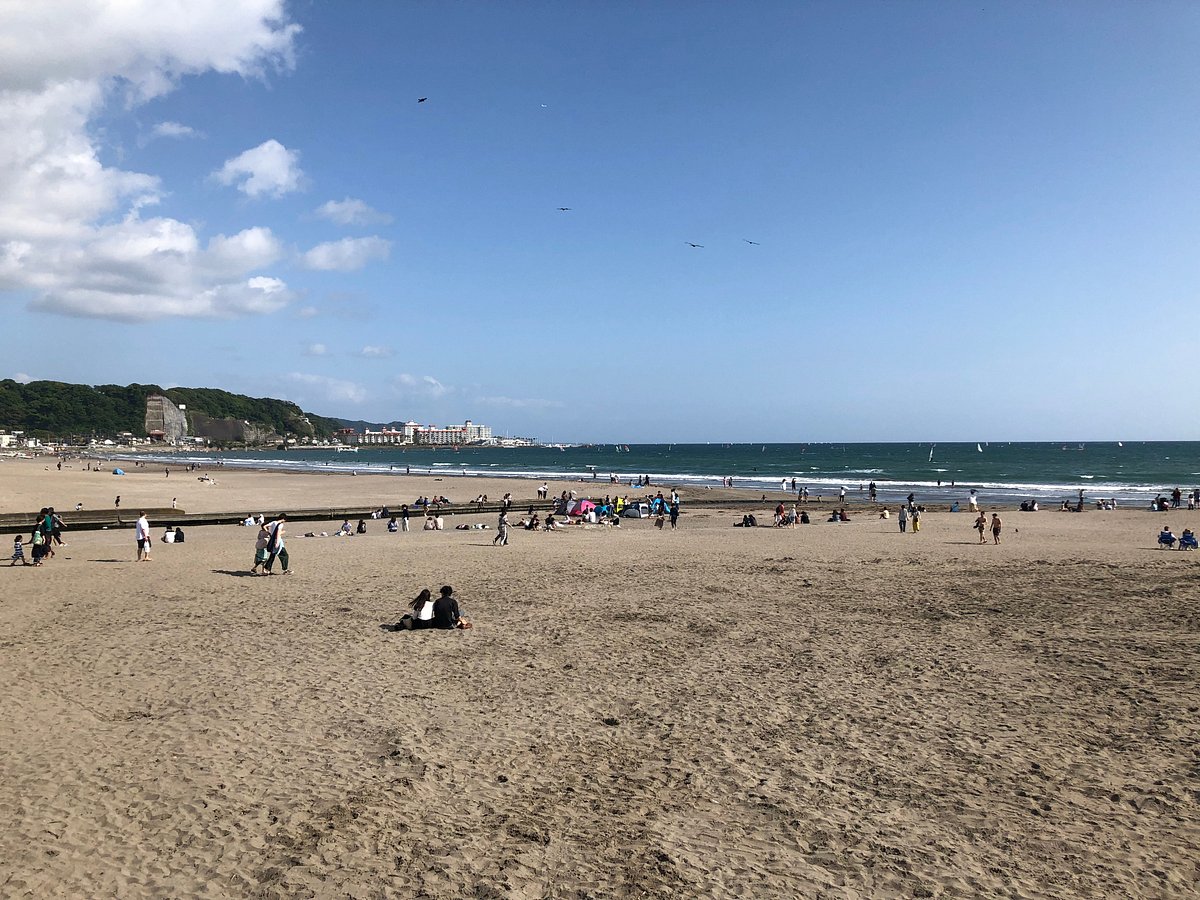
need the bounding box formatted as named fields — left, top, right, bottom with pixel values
left=1, top=1, right=1198, bottom=443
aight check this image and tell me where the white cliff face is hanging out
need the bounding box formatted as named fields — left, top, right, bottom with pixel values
left=144, top=394, right=187, bottom=443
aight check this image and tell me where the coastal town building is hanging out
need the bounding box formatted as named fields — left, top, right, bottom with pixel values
left=344, top=420, right=495, bottom=446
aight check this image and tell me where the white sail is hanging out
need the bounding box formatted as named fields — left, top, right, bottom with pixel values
left=976, top=443, right=983, bottom=453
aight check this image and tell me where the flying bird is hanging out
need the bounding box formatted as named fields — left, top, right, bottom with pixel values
left=417, top=97, right=428, bottom=103
left=743, top=239, right=760, bottom=245
left=685, top=242, right=704, bottom=248
left=557, top=207, right=572, bottom=211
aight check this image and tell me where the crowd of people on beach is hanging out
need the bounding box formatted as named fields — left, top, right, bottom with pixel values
left=10, top=507, right=66, bottom=567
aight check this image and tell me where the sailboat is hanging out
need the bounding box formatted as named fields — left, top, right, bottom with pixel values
left=928, top=444, right=935, bottom=463
left=976, top=443, right=983, bottom=453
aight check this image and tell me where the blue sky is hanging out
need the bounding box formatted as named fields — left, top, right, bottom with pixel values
left=2, top=1, right=1198, bottom=442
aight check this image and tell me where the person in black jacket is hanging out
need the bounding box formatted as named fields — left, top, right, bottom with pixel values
left=432, top=585, right=472, bottom=629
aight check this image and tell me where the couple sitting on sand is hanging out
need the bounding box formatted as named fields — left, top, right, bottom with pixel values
left=382, top=585, right=473, bottom=631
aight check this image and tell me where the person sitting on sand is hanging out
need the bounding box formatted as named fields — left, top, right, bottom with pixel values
left=387, top=517, right=398, bottom=533
left=1159, top=527, right=1177, bottom=549
left=432, top=585, right=472, bottom=629
left=356, top=519, right=367, bottom=534
left=544, top=514, right=558, bottom=531
left=1180, top=528, right=1198, bottom=550
left=423, top=515, right=437, bottom=531
left=384, top=589, right=436, bottom=631
left=839, top=509, right=850, bottom=522
left=338, top=520, right=353, bottom=536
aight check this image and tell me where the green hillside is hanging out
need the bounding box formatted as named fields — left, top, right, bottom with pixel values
left=0, top=380, right=340, bottom=441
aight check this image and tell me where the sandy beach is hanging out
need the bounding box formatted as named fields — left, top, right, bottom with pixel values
left=1, top=457, right=1198, bottom=898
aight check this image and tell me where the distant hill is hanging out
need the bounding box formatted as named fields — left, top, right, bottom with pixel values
left=0, top=379, right=341, bottom=441
left=335, top=418, right=408, bottom=432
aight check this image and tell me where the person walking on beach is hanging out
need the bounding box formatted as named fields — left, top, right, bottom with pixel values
left=494, top=509, right=509, bottom=546
left=911, top=506, right=921, bottom=532
left=991, top=513, right=1003, bottom=544
left=669, top=501, right=680, bottom=529
left=115, top=495, right=120, bottom=510
left=135, top=511, right=151, bottom=562
left=975, top=512, right=988, bottom=544
left=400, top=504, right=410, bottom=532
left=263, top=514, right=290, bottom=574
left=968, top=489, right=978, bottom=512
left=898, top=505, right=908, bottom=533
left=250, top=523, right=271, bottom=574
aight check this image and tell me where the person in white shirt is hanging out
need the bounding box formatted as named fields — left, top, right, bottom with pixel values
left=135, top=512, right=151, bottom=561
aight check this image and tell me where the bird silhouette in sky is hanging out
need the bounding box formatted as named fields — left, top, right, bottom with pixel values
left=685, top=242, right=704, bottom=248
left=557, top=207, right=572, bottom=211
left=417, top=97, right=427, bottom=103
left=743, top=239, right=760, bottom=245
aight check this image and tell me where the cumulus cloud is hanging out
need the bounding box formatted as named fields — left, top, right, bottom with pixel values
left=301, top=236, right=391, bottom=272
left=0, top=1, right=299, bottom=321
left=151, top=121, right=201, bottom=140
left=314, top=197, right=392, bottom=227
left=393, top=373, right=451, bottom=399
left=212, top=139, right=303, bottom=198
left=359, top=345, right=392, bottom=358
left=12, top=372, right=35, bottom=384
left=284, top=372, right=367, bottom=405
left=303, top=343, right=328, bottom=356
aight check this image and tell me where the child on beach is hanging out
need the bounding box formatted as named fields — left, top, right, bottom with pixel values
left=11, top=535, right=30, bottom=566
left=251, top=523, right=271, bottom=574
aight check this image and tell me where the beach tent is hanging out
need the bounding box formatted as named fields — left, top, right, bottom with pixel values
left=112, top=468, right=125, bottom=475
left=569, top=499, right=596, bottom=517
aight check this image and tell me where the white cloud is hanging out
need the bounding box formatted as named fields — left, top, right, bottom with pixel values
left=151, top=121, right=200, bottom=140
left=315, top=197, right=392, bottom=227
left=393, top=373, right=451, bottom=399
left=0, top=1, right=299, bottom=321
left=301, top=236, right=391, bottom=272
left=285, top=372, right=367, bottom=405
left=212, top=139, right=303, bottom=198
left=19, top=217, right=290, bottom=320
left=304, top=342, right=328, bottom=356
left=297, top=305, right=318, bottom=318
left=476, top=395, right=565, bottom=409
left=359, top=345, right=392, bottom=358
left=12, top=372, right=34, bottom=384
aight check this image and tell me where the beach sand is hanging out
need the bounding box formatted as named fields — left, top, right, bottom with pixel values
left=1, top=458, right=1198, bottom=897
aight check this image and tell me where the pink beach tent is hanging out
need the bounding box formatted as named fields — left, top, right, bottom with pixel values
left=568, top=499, right=596, bottom=517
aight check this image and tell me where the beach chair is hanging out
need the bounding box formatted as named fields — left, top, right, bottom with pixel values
left=1179, top=532, right=1198, bottom=550
left=1158, top=531, right=1176, bottom=549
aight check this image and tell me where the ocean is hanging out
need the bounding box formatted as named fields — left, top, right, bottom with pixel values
left=122, top=442, right=1200, bottom=507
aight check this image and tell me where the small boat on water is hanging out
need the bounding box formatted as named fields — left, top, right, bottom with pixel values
left=335, top=445, right=358, bottom=453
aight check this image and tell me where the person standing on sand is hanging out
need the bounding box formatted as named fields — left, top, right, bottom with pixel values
left=135, top=511, right=151, bottom=562
left=991, top=513, right=1003, bottom=544
left=494, top=509, right=509, bottom=546
left=898, top=505, right=908, bottom=533
left=975, top=512, right=988, bottom=544
left=115, top=495, right=120, bottom=509
left=263, top=513, right=290, bottom=574
left=400, top=504, right=410, bottom=532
